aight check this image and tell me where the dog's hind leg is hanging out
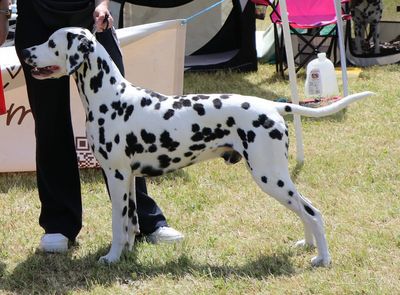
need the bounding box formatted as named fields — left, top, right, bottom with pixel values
left=127, top=176, right=140, bottom=251
left=370, top=21, right=380, bottom=54
left=99, top=168, right=131, bottom=263
left=250, top=168, right=331, bottom=267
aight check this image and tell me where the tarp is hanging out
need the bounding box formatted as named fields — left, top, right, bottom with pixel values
left=0, top=20, right=186, bottom=172
left=110, top=0, right=257, bottom=72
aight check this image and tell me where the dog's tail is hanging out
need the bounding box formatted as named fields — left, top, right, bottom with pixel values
left=276, top=91, right=374, bottom=117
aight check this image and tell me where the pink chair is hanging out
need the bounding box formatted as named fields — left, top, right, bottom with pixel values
left=253, top=0, right=351, bottom=76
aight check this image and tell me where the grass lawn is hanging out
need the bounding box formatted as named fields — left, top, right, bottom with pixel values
left=0, top=61, right=399, bottom=294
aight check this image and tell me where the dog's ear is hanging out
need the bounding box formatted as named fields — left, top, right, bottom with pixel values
left=66, top=32, right=94, bottom=75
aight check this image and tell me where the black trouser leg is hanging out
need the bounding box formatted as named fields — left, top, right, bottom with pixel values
left=15, top=2, right=82, bottom=241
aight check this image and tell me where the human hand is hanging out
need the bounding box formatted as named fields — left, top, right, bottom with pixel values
left=93, top=0, right=113, bottom=32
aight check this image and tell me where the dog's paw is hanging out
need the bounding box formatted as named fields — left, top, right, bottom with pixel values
left=98, top=253, right=120, bottom=264
left=311, top=255, right=331, bottom=267
left=294, top=239, right=315, bottom=249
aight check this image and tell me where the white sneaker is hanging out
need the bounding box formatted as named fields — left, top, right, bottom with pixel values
left=147, top=227, right=184, bottom=244
left=39, top=233, right=69, bottom=253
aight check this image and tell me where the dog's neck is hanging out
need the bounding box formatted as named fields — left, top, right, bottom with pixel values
left=73, top=41, right=127, bottom=112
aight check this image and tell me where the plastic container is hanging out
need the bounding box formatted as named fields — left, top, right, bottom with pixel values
left=305, top=52, right=339, bottom=98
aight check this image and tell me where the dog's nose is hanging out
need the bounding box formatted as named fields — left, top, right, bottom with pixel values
left=21, top=49, right=31, bottom=60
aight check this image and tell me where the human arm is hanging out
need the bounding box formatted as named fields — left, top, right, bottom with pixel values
left=93, top=0, right=113, bottom=31
left=0, top=0, right=10, bottom=45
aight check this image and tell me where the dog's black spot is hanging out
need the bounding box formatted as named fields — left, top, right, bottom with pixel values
left=221, top=151, right=242, bottom=164
left=261, top=176, right=268, bottom=183
left=125, top=132, right=144, bottom=157
left=253, top=114, right=275, bottom=129
left=241, top=102, right=250, bottom=110
left=141, top=166, right=163, bottom=176
left=285, top=105, right=292, bottom=112
left=115, top=169, right=124, bottom=180
left=124, top=105, right=134, bottom=121
left=119, top=82, right=127, bottom=94
left=48, top=39, right=56, bottom=49
left=122, top=206, right=127, bottom=217
left=304, top=205, right=315, bottom=216
left=110, top=76, right=116, bottom=84
left=154, top=103, right=161, bottom=110
left=148, top=144, right=157, bottom=153
left=164, top=109, right=175, bottom=120
left=98, top=118, right=105, bottom=126
left=99, top=104, right=108, bottom=114
left=181, top=99, right=192, bottom=107
left=131, top=162, right=141, bottom=171
left=90, top=70, right=104, bottom=93
left=243, top=150, right=249, bottom=160
left=141, top=97, right=152, bottom=107
left=288, top=190, right=294, bottom=197
left=172, top=101, right=182, bottom=110
left=220, top=94, right=231, bottom=99
left=149, top=91, right=168, bottom=102
left=141, top=130, right=156, bottom=144
left=67, top=32, right=78, bottom=50
left=247, top=131, right=256, bottom=143
left=158, top=154, right=172, bottom=168
left=88, top=111, right=94, bottom=122
left=226, top=117, right=236, bottom=127
left=237, top=128, right=247, bottom=142
left=184, top=151, right=193, bottom=157
left=68, top=53, right=80, bottom=70
left=99, top=127, right=105, bottom=144
left=193, top=103, right=206, bottom=116
left=98, top=147, right=108, bottom=159
left=114, top=134, right=120, bottom=144
left=213, top=98, right=222, bottom=109
left=123, top=193, right=128, bottom=201
left=189, top=144, right=206, bottom=151
left=106, top=142, right=112, bottom=152
left=172, top=157, right=181, bottom=163
left=160, top=131, right=180, bottom=151
left=191, top=132, right=203, bottom=142
left=192, top=124, right=200, bottom=132
left=269, top=129, right=283, bottom=140
left=277, top=180, right=284, bottom=187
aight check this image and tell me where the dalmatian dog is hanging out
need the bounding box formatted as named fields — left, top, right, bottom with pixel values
left=351, top=0, right=383, bottom=54
left=21, top=27, right=373, bottom=267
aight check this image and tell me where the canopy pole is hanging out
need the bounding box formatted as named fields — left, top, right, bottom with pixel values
left=279, top=0, right=304, bottom=163
left=334, top=0, right=349, bottom=96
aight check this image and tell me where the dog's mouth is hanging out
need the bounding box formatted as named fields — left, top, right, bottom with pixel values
left=31, top=65, right=60, bottom=78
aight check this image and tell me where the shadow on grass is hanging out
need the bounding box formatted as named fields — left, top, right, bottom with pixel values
left=0, top=245, right=297, bottom=294
left=0, top=172, right=37, bottom=193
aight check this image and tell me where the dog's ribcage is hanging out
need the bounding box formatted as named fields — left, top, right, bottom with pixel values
left=82, top=84, right=288, bottom=177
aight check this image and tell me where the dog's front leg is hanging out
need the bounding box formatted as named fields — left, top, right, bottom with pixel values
left=127, top=176, right=140, bottom=251
left=99, top=169, right=130, bottom=263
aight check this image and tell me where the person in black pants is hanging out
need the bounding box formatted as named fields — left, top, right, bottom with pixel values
left=1, top=0, right=183, bottom=252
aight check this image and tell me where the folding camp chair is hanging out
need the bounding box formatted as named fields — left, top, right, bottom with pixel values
left=262, top=0, right=351, bottom=77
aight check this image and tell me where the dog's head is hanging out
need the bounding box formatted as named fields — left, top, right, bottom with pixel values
left=22, top=27, right=95, bottom=79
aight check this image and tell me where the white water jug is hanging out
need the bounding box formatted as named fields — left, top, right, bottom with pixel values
left=305, top=52, right=339, bottom=98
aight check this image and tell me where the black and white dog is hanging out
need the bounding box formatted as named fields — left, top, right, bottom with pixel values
left=351, top=0, right=383, bottom=54
left=21, top=28, right=373, bottom=266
